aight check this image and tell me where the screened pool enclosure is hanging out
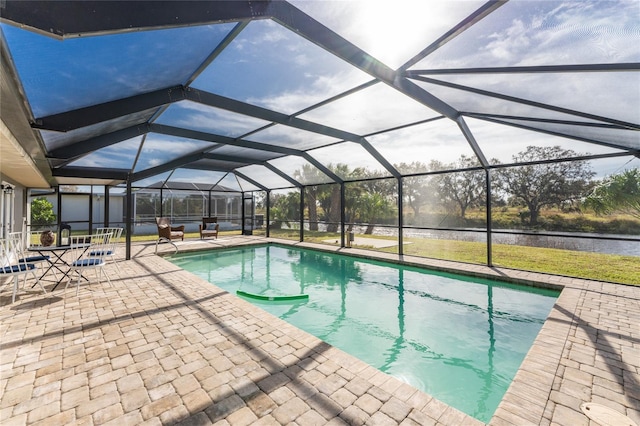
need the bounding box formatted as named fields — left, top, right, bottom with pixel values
left=1, top=1, right=638, bottom=281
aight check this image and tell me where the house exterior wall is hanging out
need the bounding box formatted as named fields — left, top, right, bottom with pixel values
left=0, top=173, right=27, bottom=237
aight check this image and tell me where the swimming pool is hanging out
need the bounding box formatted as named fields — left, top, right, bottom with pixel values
left=169, top=244, right=559, bottom=422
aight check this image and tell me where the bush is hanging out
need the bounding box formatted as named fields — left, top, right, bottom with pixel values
left=31, top=197, right=56, bottom=225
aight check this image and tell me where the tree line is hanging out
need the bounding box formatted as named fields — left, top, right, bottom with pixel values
left=269, top=145, right=639, bottom=233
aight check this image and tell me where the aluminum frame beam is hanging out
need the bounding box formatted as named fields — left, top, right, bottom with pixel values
left=411, top=75, right=640, bottom=131
left=32, top=86, right=184, bottom=132
left=48, top=125, right=148, bottom=159
left=33, top=86, right=369, bottom=145
left=51, top=166, right=129, bottom=180
left=0, top=1, right=271, bottom=38
left=152, top=124, right=305, bottom=157
left=405, top=63, right=640, bottom=77
left=399, top=0, right=507, bottom=71
left=263, top=162, right=303, bottom=188
left=233, top=170, right=268, bottom=191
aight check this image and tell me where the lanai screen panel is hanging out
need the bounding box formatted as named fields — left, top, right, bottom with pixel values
left=133, top=134, right=215, bottom=173
left=216, top=174, right=244, bottom=192
left=308, top=142, right=392, bottom=180
left=236, top=165, right=294, bottom=189
left=245, top=124, right=341, bottom=150
left=155, top=101, right=271, bottom=138
left=39, top=108, right=158, bottom=154
left=487, top=118, right=640, bottom=152
left=463, top=118, right=633, bottom=165
left=426, top=73, right=640, bottom=126
left=268, top=156, right=334, bottom=185
left=368, top=119, right=477, bottom=174
left=1, top=22, right=236, bottom=117
left=413, top=80, right=638, bottom=149
left=69, top=137, right=143, bottom=170
left=190, top=19, right=373, bottom=115
left=411, top=0, right=639, bottom=69
left=235, top=176, right=262, bottom=193
left=131, top=171, right=172, bottom=189
left=298, top=82, right=442, bottom=136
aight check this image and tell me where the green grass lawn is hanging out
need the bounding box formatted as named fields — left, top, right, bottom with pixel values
left=268, top=230, right=639, bottom=286
left=399, top=238, right=639, bottom=286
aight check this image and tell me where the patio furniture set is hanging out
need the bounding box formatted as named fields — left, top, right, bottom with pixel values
left=0, top=227, right=123, bottom=303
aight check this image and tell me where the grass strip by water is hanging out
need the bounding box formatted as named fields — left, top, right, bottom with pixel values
left=280, top=231, right=638, bottom=286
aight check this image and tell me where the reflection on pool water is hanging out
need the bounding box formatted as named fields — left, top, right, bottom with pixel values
left=169, top=244, right=559, bottom=423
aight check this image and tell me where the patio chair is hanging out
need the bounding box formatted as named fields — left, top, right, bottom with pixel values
left=156, top=217, right=184, bottom=242
left=65, top=233, right=113, bottom=296
left=199, top=217, right=219, bottom=239
left=90, top=227, right=123, bottom=274
left=1, top=236, right=47, bottom=303
left=155, top=217, right=184, bottom=254
left=10, top=231, right=57, bottom=282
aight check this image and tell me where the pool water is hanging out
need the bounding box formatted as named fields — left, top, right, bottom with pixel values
left=170, top=244, right=559, bottom=422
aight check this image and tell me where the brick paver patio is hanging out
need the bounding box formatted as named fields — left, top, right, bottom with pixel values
left=1, top=236, right=638, bottom=425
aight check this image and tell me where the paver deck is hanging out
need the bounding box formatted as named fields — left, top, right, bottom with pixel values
left=1, top=236, right=638, bottom=425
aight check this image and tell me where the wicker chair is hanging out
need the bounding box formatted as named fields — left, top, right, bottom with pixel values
left=199, top=217, right=219, bottom=239
left=155, top=217, right=184, bottom=242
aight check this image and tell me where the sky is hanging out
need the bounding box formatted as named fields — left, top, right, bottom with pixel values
left=1, top=0, right=638, bottom=188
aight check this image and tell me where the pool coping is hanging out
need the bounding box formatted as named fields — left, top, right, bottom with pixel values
left=164, top=237, right=640, bottom=425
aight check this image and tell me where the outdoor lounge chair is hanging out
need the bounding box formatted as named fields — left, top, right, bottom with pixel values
left=199, top=217, right=219, bottom=239
left=156, top=217, right=184, bottom=242
left=155, top=217, right=184, bottom=254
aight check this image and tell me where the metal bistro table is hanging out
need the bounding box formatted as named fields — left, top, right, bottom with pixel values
left=28, top=243, right=91, bottom=290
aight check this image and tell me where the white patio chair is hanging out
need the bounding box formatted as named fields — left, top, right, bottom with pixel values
left=1, top=237, right=47, bottom=303
left=65, top=233, right=113, bottom=296
left=10, top=231, right=57, bottom=282
left=90, top=227, right=123, bottom=274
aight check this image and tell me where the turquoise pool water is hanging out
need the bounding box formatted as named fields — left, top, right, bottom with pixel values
left=169, top=244, right=559, bottom=422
